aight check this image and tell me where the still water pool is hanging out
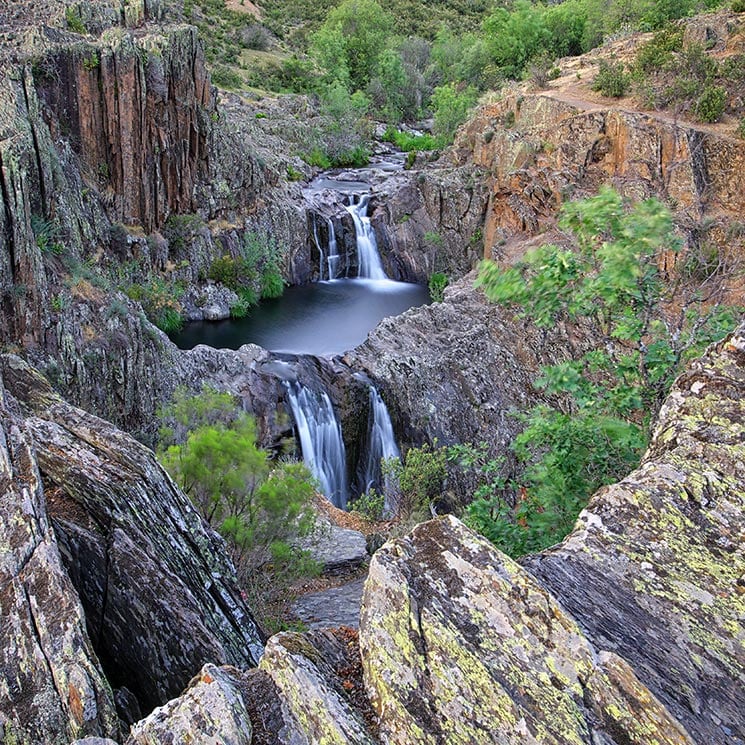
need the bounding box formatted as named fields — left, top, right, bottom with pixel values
left=170, top=278, right=430, bottom=357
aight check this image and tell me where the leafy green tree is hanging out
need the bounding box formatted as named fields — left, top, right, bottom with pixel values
left=469, top=187, right=739, bottom=556
left=431, top=82, right=478, bottom=141
left=158, top=388, right=318, bottom=627
left=482, top=0, right=549, bottom=79
left=312, top=0, right=394, bottom=92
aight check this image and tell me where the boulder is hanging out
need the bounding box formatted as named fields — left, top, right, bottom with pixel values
left=259, top=631, right=377, bottom=744
left=125, top=665, right=253, bottom=745
left=0, top=354, right=263, bottom=713
left=293, top=578, right=366, bottom=631
left=360, top=514, right=694, bottom=745
left=0, top=368, right=119, bottom=744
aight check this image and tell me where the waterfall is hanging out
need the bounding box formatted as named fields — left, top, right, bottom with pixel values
left=312, top=215, right=326, bottom=281
left=284, top=381, right=348, bottom=509
left=325, top=218, right=344, bottom=279
left=361, top=386, right=401, bottom=513
left=346, top=194, right=387, bottom=280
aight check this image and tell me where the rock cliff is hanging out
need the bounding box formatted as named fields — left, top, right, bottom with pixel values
left=0, top=353, right=263, bottom=734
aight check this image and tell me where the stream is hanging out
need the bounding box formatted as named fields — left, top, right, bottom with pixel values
left=172, top=155, right=420, bottom=510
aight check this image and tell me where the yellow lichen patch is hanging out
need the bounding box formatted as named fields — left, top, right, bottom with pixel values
left=585, top=652, right=695, bottom=745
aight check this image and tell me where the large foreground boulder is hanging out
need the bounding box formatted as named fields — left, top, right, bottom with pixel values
left=360, top=515, right=693, bottom=745
left=0, top=355, right=263, bottom=714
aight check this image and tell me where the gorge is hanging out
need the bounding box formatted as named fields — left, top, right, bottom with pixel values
left=1, top=0, right=744, bottom=743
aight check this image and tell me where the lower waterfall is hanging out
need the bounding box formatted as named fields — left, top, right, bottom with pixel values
left=360, top=386, right=401, bottom=511
left=284, top=381, right=348, bottom=509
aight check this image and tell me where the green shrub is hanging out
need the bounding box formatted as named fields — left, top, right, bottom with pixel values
left=592, top=59, right=630, bottom=97
left=733, top=0, right=745, bottom=11
left=382, top=127, right=441, bottom=152
left=428, top=272, right=448, bottom=302
left=211, top=65, right=243, bottom=90
left=431, top=82, right=478, bottom=141
left=261, top=267, right=285, bottom=299
left=737, top=118, right=745, bottom=139
left=474, top=187, right=739, bottom=556
left=153, top=306, right=184, bottom=333
left=301, top=147, right=332, bottom=169
left=208, top=254, right=242, bottom=289
left=157, top=388, right=318, bottom=633
left=382, top=442, right=447, bottom=516
left=349, top=488, right=385, bottom=522
left=635, top=28, right=683, bottom=73
left=694, top=84, right=727, bottom=122
left=65, top=6, right=87, bottom=34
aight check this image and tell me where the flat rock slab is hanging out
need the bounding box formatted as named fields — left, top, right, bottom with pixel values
left=300, top=521, right=368, bottom=574
left=293, top=578, right=366, bottom=630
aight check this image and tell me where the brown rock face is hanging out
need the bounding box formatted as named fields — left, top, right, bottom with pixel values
left=454, top=93, right=745, bottom=262
left=36, top=25, right=213, bottom=232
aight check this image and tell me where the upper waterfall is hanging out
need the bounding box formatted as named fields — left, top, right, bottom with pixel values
left=346, top=194, right=387, bottom=280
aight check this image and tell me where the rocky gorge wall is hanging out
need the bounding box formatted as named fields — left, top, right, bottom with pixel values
left=4, top=324, right=740, bottom=744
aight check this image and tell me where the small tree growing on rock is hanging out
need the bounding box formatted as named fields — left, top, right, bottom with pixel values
left=158, top=387, right=318, bottom=629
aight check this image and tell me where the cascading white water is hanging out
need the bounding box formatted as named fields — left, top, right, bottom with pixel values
left=361, top=386, right=401, bottom=511
left=312, top=215, right=326, bottom=281
left=325, top=218, right=344, bottom=279
left=346, top=194, right=387, bottom=280
left=284, top=381, right=348, bottom=509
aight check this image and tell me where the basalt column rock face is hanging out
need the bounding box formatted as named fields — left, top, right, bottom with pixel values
left=0, top=365, right=119, bottom=744
left=0, top=354, right=264, bottom=714
left=36, top=25, right=213, bottom=232
left=523, top=326, right=745, bottom=744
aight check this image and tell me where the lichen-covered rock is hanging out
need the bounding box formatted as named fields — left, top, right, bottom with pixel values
left=0, top=369, right=118, bottom=744
left=125, top=664, right=253, bottom=745
left=259, top=631, right=377, bottom=744
left=524, top=325, right=745, bottom=744
left=0, top=354, right=263, bottom=713
left=360, top=514, right=693, bottom=745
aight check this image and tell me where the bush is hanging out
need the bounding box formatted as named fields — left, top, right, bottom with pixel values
left=382, top=442, right=447, bottom=517
left=261, top=267, right=285, bottom=299
left=428, top=272, right=448, bottom=302
left=158, top=388, right=318, bottom=631
left=474, top=187, right=738, bottom=556
left=592, top=59, right=630, bottom=97
left=431, top=82, right=478, bottom=142
left=694, top=85, right=727, bottom=122
left=211, top=65, right=243, bottom=90
left=737, top=118, right=745, bottom=139
left=349, top=488, right=386, bottom=522
left=733, top=0, right=745, bottom=11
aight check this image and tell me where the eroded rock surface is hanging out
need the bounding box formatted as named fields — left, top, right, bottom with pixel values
left=125, top=664, right=253, bottom=745
left=0, top=354, right=263, bottom=713
left=0, top=364, right=118, bottom=744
